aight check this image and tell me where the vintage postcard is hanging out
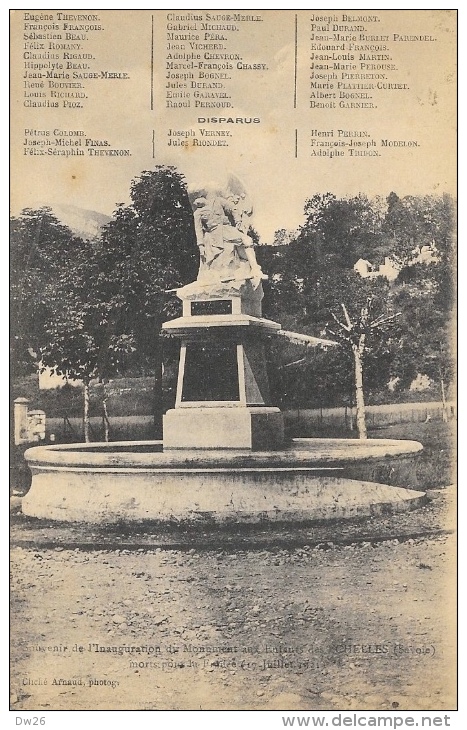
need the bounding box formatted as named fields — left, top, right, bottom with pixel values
left=10, top=9, right=457, bottom=715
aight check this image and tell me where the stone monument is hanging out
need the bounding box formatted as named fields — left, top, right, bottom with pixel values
left=163, top=179, right=284, bottom=450
left=21, top=175, right=425, bottom=524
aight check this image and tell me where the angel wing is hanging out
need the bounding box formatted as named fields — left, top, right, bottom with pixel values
left=225, top=173, right=248, bottom=197
left=225, top=173, right=253, bottom=232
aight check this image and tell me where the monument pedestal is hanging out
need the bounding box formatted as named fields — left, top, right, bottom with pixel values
left=162, top=280, right=285, bottom=450
left=163, top=406, right=284, bottom=450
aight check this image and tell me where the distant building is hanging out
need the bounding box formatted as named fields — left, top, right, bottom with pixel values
left=353, top=259, right=373, bottom=277
left=376, top=256, right=401, bottom=282
left=353, top=256, right=400, bottom=282
left=414, top=244, right=439, bottom=265
left=409, top=373, right=433, bottom=392
left=354, top=244, right=437, bottom=283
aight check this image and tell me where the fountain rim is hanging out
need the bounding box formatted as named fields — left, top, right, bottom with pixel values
left=24, top=438, right=423, bottom=471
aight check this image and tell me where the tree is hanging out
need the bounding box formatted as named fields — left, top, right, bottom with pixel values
left=97, top=166, right=198, bottom=435
left=10, top=207, right=84, bottom=377
left=293, top=192, right=382, bottom=273
left=262, top=192, right=455, bottom=414
left=387, top=193, right=455, bottom=407
left=391, top=262, right=454, bottom=415
left=39, top=253, right=139, bottom=441
left=327, top=293, right=400, bottom=438
left=10, top=207, right=139, bottom=442
left=272, top=228, right=297, bottom=247
left=260, top=193, right=387, bottom=342
left=11, top=168, right=200, bottom=441
left=382, top=192, right=455, bottom=268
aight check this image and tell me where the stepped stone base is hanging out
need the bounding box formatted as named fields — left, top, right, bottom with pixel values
left=163, top=407, right=284, bottom=450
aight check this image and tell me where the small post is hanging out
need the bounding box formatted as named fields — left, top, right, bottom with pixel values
left=14, top=398, right=29, bottom=445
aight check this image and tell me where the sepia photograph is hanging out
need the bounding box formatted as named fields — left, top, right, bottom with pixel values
left=10, top=8, right=457, bottom=717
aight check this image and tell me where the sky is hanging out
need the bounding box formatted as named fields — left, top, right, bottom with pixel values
left=10, top=9, right=456, bottom=242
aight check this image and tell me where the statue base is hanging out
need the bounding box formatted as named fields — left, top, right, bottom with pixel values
left=162, top=276, right=284, bottom=450
left=163, top=406, right=284, bottom=450
left=175, top=278, right=264, bottom=318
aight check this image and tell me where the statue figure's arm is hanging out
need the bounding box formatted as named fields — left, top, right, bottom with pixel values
left=217, top=196, right=238, bottom=228
left=193, top=210, right=206, bottom=255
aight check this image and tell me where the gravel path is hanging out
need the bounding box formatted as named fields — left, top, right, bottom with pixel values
left=10, top=488, right=456, bottom=711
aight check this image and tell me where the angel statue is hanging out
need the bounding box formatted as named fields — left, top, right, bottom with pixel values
left=191, top=174, right=267, bottom=288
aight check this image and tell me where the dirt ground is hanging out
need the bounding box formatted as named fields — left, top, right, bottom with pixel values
left=9, top=486, right=456, bottom=712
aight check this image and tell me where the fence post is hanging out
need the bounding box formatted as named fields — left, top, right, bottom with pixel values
left=14, top=398, right=29, bottom=445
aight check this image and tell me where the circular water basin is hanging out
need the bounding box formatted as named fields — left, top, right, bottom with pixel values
left=22, top=438, right=425, bottom=524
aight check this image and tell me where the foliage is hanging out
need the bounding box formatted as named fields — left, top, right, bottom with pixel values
left=96, top=166, right=198, bottom=373
left=10, top=207, right=84, bottom=376
left=262, top=191, right=455, bottom=409
left=10, top=167, right=199, bottom=439
left=11, top=180, right=455, bottom=427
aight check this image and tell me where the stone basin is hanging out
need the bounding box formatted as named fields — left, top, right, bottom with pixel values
left=22, top=438, right=425, bottom=524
